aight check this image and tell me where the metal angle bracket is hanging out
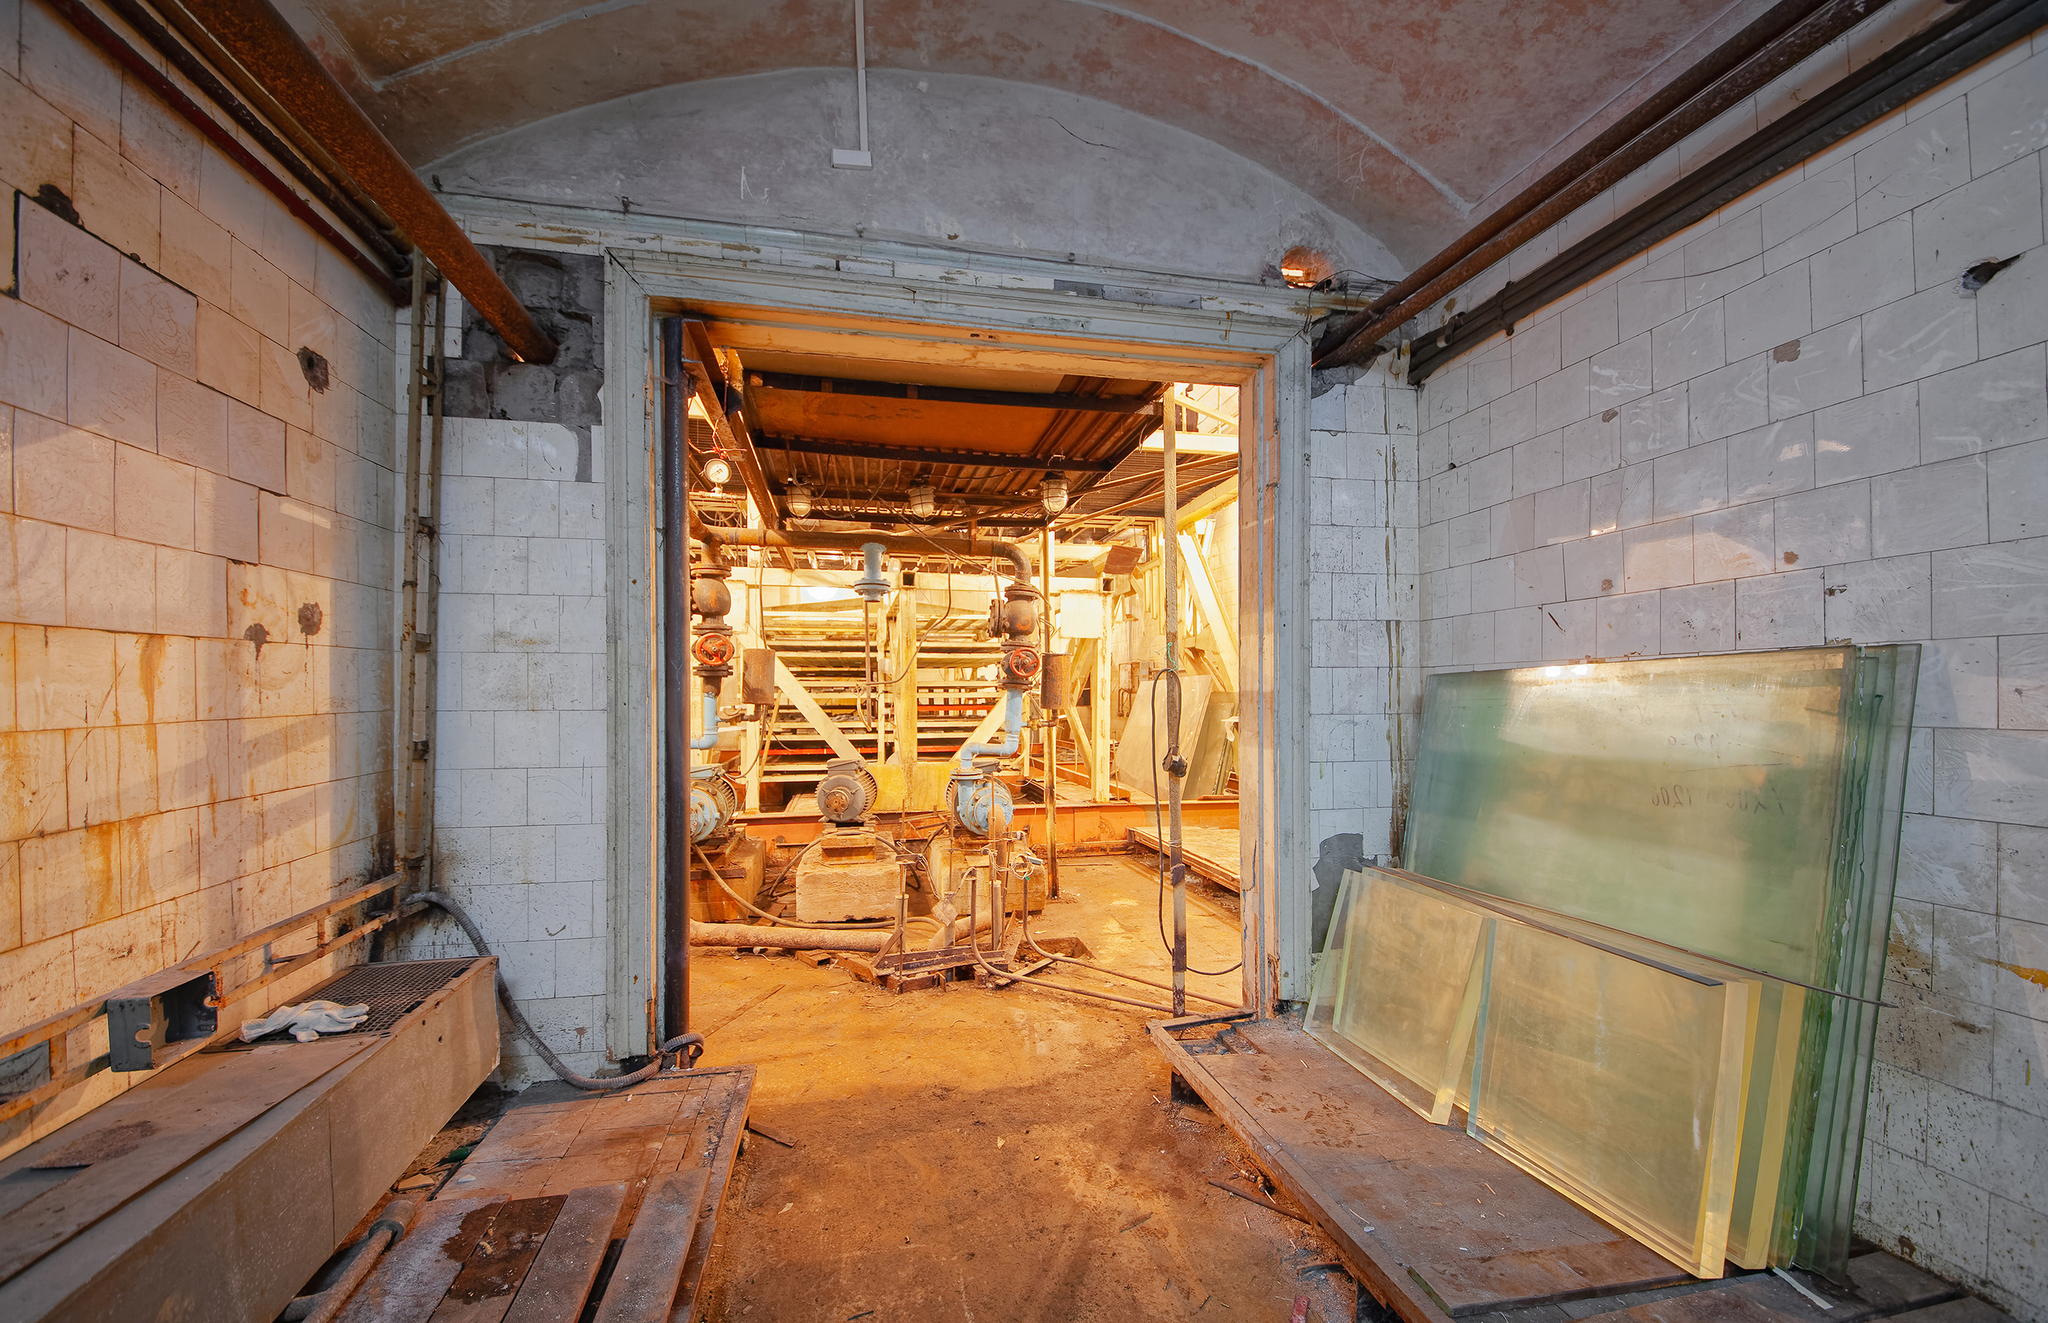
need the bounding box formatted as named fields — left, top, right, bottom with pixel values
left=106, top=967, right=221, bottom=1071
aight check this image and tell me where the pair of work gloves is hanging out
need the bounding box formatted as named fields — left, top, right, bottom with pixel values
left=239, top=1000, right=372, bottom=1043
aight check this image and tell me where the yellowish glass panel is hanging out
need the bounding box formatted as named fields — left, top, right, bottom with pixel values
left=1305, top=870, right=1486, bottom=1124
left=1469, top=921, right=1755, bottom=1280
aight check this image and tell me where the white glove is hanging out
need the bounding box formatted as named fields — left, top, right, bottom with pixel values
left=240, top=1000, right=372, bottom=1042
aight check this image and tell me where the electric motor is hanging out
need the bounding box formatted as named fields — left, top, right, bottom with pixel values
left=816, top=759, right=879, bottom=825
left=689, top=769, right=740, bottom=842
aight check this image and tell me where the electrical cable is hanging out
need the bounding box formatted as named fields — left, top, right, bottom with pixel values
left=1147, top=671, right=1242, bottom=977
left=417, top=891, right=702, bottom=1089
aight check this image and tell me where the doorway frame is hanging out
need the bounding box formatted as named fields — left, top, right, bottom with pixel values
left=555, top=224, right=1316, bottom=1060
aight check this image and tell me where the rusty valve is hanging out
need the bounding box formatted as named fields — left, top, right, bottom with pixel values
left=692, top=632, right=736, bottom=669
left=1001, top=646, right=1042, bottom=685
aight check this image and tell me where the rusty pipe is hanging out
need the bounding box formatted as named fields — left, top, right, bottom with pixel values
left=173, top=0, right=559, bottom=364
left=695, top=526, right=1031, bottom=581
left=1315, top=0, right=1892, bottom=367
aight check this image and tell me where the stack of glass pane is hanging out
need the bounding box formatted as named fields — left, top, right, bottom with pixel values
left=1312, top=646, right=1915, bottom=1279
left=1307, top=868, right=1763, bottom=1279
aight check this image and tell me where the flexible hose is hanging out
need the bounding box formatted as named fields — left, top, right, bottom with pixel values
left=284, top=1199, right=417, bottom=1323
left=418, top=891, right=702, bottom=1090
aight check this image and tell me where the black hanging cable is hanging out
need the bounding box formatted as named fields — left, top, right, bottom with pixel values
left=1147, top=670, right=1241, bottom=977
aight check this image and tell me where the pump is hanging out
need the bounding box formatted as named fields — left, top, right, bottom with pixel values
left=947, top=579, right=1040, bottom=838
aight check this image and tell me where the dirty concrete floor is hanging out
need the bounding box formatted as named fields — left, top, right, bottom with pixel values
left=690, top=855, right=1360, bottom=1323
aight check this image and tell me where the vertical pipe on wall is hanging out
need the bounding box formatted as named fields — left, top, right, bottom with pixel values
left=1041, top=523, right=1059, bottom=899
left=395, top=261, right=427, bottom=887
left=417, top=277, right=448, bottom=895
left=1164, top=398, right=1187, bottom=1015
left=854, top=0, right=870, bottom=154
left=660, top=318, right=691, bottom=1041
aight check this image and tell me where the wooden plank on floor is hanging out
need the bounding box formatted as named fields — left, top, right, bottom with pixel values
left=0, top=1038, right=372, bottom=1285
left=589, top=1169, right=710, bottom=1323
left=1845, top=1251, right=1964, bottom=1313
left=1129, top=826, right=1240, bottom=891
left=427, top=1195, right=566, bottom=1323
left=1888, top=1301, right=2014, bottom=1323
left=1574, top=1269, right=1882, bottom=1323
left=500, top=1184, right=626, bottom=1323
left=1418, top=1241, right=1696, bottom=1316
left=1153, top=1015, right=1695, bottom=1322
left=668, top=1068, right=753, bottom=1320
left=338, top=1196, right=507, bottom=1323
left=1152, top=1016, right=1455, bottom=1323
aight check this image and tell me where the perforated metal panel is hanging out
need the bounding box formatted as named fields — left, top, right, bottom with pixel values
left=229, top=959, right=483, bottom=1047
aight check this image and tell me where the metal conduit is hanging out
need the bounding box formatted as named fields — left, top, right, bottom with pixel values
left=1313, top=0, right=1896, bottom=367
left=174, top=0, right=559, bottom=363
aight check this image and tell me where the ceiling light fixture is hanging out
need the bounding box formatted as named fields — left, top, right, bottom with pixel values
left=907, top=481, right=936, bottom=518
left=1040, top=471, right=1068, bottom=515
left=703, top=455, right=732, bottom=489
left=785, top=481, right=813, bottom=519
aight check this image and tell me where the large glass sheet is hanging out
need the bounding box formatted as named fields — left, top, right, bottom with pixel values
left=1397, top=868, right=1802, bottom=1270
left=1793, top=644, right=1918, bottom=1268
left=1305, top=870, right=1486, bottom=1124
left=1389, top=645, right=1918, bottom=1281
left=1406, top=651, right=1853, bottom=986
left=1469, top=920, right=1754, bottom=1280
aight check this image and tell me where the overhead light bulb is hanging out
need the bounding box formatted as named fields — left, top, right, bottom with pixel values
left=1040, top=471, right=1068, bottom=515
left=785, top=481, right=812, bottom=519
left=907, top=481, right=936, bottom=518
left=703, top=455, right=732, bottom=488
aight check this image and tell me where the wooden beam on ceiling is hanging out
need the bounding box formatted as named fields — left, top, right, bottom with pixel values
left=750, top=372, right=1163, bottom=415
left=754, top=434, right=1118, bottom=473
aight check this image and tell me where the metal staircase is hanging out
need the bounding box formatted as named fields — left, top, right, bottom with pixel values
left=755, top=595, right=1004, bottom=788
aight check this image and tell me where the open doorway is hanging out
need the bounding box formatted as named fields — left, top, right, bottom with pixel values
left=667, top=300, right=1252, bottom=1018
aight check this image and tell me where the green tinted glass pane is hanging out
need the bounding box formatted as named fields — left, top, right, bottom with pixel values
left=1406, top=650, right=1853, bottom=986
left=1395, top=869, right=1804, bottom=1270
left=1469, top=920, right=1753, bottom=1280
left=1304, top=870, right=1487, bottom=1124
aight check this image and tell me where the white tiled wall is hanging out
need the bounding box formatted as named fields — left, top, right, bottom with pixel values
left=1305, top=365, right=1418, bottom=859
left=394, top=416, right=611, bottom=1085
left=0, top=0, right=397, bottom=1153
left=1404, top=33, right=2048, bottom=1319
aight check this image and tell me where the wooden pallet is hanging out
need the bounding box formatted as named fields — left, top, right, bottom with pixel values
left=339, top=1066, right=754, bottom=1323
left=1154, top=1015, right=2013, bottom=1323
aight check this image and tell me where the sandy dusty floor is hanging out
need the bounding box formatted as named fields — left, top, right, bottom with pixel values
left=689, top=855, right=1360, bottom=1323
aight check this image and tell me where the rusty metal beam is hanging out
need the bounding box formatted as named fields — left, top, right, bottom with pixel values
left=173, top=0, right=559, bottom=363
left=40, top=0, right=407, bottom=303
left=754, top=433, right=1120, bottom=473
left=750, top=372, right=1161, bottom=414
left=1313, top=0, right=1889, bottom=368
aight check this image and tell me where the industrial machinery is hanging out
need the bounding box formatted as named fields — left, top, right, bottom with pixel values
left=771, top=543, right=1049, bottom=985
left=685, top=562, right=768, bottom=919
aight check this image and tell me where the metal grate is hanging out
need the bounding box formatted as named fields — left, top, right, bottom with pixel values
left=224, top=959, right=482, bottom=1048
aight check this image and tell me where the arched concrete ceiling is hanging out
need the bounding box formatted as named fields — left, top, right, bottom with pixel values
left=291, top=0, right=1776, bottom=264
